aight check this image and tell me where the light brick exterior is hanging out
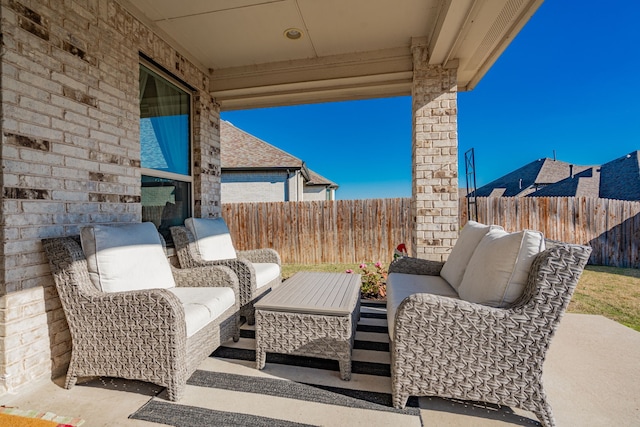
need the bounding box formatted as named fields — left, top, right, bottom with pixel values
left=411, top=40, right=459, bottom=261
left=0, top=0, right=221, bottom=394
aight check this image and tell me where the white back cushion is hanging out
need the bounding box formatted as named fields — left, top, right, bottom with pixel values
left=80, top=222, right=176, bottom=293
left=185, top=217, right=237, bottom=261
left=457, top=228, right=545, bottom=308
left=440, top=221, right=503, bottom=290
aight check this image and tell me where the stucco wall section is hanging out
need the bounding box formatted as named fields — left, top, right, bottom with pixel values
left=0, top=0, right=221, bottom=393
left=411, top=42, right=458, bottom=261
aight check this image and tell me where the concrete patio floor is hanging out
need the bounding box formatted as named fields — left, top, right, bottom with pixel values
left=2, top=313, right=638, bottom=427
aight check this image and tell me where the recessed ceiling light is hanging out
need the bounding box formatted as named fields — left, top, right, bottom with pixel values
left=284, top=28, right=303, bottom=40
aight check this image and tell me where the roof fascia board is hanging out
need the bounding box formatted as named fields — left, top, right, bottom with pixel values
left=428, top=0, right=477, bottom=65
left=465, top=0, right=544, bottom=91
left=216, top=75, right=412, bottom=110
left=222, top=167, right=300, bottom=172
left=210, top=47, right=411, bottom=92
left=210, top=47, right=413, bottom=108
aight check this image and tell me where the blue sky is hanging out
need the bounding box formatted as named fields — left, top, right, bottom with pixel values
left=222, top=1, right=640, bottom=200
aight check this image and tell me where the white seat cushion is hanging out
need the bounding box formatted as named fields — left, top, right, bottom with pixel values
left=253, top=263, right=280, bottom=289
left=458, top=228, right=545, bottom=308
left=80, top=222, right=175, bottom=293
left=386, top=272, right=459, bottom=340
left=185, top=217, right=237, bottom=261
left=168, top=287, right=235, bottom=337
left=440, top=221, right=503, bottom=291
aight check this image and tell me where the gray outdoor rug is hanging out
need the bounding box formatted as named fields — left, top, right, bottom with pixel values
left=129, top=301, right=423, bottom=426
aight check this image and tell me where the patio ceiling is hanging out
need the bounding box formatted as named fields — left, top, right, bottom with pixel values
left=122, top=0, right=543, bottom=110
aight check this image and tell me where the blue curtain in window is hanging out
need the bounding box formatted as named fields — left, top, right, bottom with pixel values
left=148, top=75, right=189, bottom=176
left=150, top=114, right=189, bottom=175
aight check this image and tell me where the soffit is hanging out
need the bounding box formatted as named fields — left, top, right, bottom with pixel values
left=123, top=0, right=543, bottom=110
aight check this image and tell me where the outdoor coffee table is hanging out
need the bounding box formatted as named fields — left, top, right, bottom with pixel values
left=255, top=271, right=361, bottom=380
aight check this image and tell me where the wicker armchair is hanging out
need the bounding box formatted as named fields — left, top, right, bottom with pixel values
left=388, top=241, right=591, bottom=427
left=171, top=225, right=281, bottom=324
left=42, top=236, right=240, bottom=401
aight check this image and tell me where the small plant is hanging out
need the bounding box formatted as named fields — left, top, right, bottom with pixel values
left=347, top=262, right=388, bottom=300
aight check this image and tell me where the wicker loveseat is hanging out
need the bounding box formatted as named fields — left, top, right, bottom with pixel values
left=171, top=217, right=281, bottom=325
left=42, top=223, right=240, bottom=401
left=386, top=222, right=591, bottom=427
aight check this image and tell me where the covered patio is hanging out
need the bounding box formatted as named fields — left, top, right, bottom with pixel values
left=2, top=0, right=636, bottom=425
left=4, top=311, right=640, bottom=425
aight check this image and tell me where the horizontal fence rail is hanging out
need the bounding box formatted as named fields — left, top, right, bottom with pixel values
left=223, top=197, right=640, bottom=268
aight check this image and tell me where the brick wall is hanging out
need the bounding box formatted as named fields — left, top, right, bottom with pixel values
left=0, top=0, right=220, bottom=393
left=410, top=40, right=459, bottom=261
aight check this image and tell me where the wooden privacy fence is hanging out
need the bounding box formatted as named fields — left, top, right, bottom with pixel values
left=222, top=198, right=413, bottom=264
left=461, top=197, right=640, bottom=268
left=223, top=196, right=640, bottom=267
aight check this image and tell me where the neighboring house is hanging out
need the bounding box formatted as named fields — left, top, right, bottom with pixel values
left=471, top=151, right=640, bottom=201
left=220, top=121, right=338, bottom=202
left=304, top=169, right=338, bottom=201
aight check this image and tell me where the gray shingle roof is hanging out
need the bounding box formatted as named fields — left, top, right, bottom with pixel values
left=473, top=158, right=590, bottom=197
left=306, top=169, right=338, bottom=188
left=220, top=120, right=338, bottom=189
left=471, top=151, right=640, bottom=201
left=599, top=150, right=640, bottom=200
left=220, top=120, right=303, bottom=169
left=528, top=167, right=599, bottom=197
left=472, top=159, right=540, bottom=197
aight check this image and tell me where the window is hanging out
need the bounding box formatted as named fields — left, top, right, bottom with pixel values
left=139, top=61, right=192, bottom=244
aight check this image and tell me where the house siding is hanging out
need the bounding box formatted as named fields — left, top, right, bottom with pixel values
left=221, top=170, right=308, bottom=202
left=303, top=186, right=328, bottom=201
left=222, top=170, right=288, bottom=203
left=0, top=0, right=221, bottom=394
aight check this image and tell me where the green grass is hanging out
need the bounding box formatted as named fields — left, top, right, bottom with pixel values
left=569, top=265, right=640, bottom=332
left=281, top=263, right=357, bottom=280
left=282, top=263, right=640, bottom=332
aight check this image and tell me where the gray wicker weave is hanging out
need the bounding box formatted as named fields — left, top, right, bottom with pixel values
left=170, top=225, right=281, bottom=325
left=42, top=236, right=240, bottom=401
left=387, top=241, right=591, bottom=427
left=255, top=272, right=361, bottom=380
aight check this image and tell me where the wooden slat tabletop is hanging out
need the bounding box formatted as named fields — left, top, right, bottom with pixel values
left=255, top=272, right=361, bottom=316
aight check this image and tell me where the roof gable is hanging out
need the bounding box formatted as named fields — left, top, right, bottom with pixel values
left=536, top=159, right=591, bottom=184
left=220, top=121, right=303, bottom=169
left=527, top=167, right=599, bottom=197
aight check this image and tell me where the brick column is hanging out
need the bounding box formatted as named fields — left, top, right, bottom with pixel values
left=193, top=94, right=222, bottom=218
left=411, top=39, right=459, bottom=261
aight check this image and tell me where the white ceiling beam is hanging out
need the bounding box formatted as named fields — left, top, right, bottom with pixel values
left=215, top=72, right=413, bottom=110
left=428, top=0, right=476, bottom=65
left=210, top=47, right=412, bottom=92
